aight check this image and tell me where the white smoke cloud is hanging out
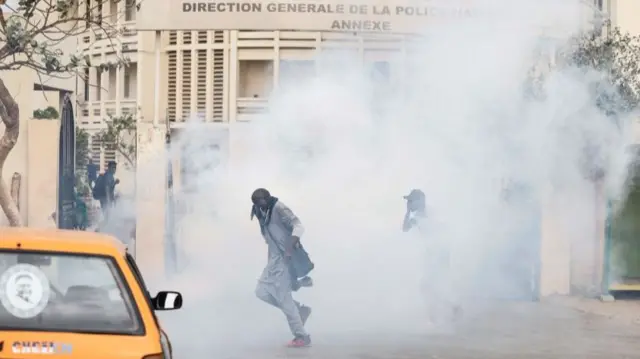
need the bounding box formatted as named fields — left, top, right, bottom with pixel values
left=122, top=0, right=637, bottom=356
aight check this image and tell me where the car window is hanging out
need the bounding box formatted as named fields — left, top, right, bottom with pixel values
left=0, top=250, right=143, bottom=335
left=126, top=254, right=151, bottom=298
left=125, top=254, right=161, bottom=326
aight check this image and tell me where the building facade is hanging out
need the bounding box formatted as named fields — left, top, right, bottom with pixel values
left=78, top=0, right=610, bottom=166
left=74, top=0, right=637, bottom=295
left=0, top=8, right=78, bottom=228
left=0, top=68, right=74, bottom=229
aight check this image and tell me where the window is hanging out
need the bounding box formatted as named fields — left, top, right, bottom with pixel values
left=125, top=254, right=157, bottom=320
left=108, top=68, right=117, bottom=100
left=238, top=60, right=273, bottom=98
left=0, top=251, right=143, bottom=335
left=125, top=0, right=136, bottom=21
left=109, top=0, right=117, bottom=22
left=124, top=63, right=137, bottom=99
left=125, top=254, right=149, bottom=298
left=124, top=69, right=130, bottom=99
left=85, top=0, right=91, bottom=28
left=95, top=69, right=102, bottom=101
left=83, top=68, right=89, bottom=101
left=96, top=2, right=102, bottom=24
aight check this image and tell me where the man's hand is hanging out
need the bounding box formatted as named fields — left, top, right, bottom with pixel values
left=291, top=235, right=301, bottom=248
left=285, top=235, right=301, bottom=260
left=403, top=211, right=415, bottom=232
left=115, top=179, right=120, bottom=185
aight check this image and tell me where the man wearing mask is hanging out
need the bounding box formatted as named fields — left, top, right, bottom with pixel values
left=251, top=188, right=313, bottom=348
left=402, top=189, right=462, bottom=328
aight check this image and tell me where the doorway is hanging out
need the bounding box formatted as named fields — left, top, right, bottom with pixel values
left=57, top=95, right=75, bottom=230
left=608, top=176, right=640, bottom=292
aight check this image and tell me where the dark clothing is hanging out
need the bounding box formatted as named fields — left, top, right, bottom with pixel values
left=95, top=171, right=117, bottom=215
left=87, top=163, right=99, bottom=185
left=99, top=198, right=109, bottom=212
left=103, top=171, right=116, bottom=202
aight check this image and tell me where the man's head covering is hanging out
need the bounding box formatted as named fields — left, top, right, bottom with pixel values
left=251, top=188, right=270, bottom=203
left=404, top=189, right=425, bottom=202
left=250, top=188, right=279, bottom=228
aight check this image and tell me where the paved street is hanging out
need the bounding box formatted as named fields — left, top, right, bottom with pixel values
left=159, top=297, right=640, bottom=359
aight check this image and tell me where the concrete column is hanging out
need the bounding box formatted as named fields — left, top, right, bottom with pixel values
left=608, top=0, right=618, bottom=26
left=205, top=42, right=213, bottom=121
left=116, top=0, right=123, bottom=26
left=135, top=123, right=167, bottom=276
left=100, top=0, right=109, bottom=23
left=539, top=187, right=571, bottom=296
left=273, top=31, right=280, bottom=91
left=153, top=31, right=162, bottom=125
left=228, top=30, right=238, bottom=123
left=222, top=30, right=230, bottom=122
left=137, top=32, right=157, bottom=124
left=115, top=0, right=124, bottom=117
left=190, top=32, right=197, bottom=118
left=115, top=66, right=124, bottom=115
left=88, top=67, right=98, bottom=121
left=593, top=179, right=607, bottom=293
left=100, top=58, right=108, bottom=118
left=176, top=33, right=183, bottom=122
left=137, top=33, right=145, bottom=121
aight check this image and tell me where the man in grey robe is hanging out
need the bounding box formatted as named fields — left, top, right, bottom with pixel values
left=251, top=188, right=312, bottom=347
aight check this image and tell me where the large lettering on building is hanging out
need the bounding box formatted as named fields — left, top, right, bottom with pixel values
left=137, top=0, right=475, bottom=33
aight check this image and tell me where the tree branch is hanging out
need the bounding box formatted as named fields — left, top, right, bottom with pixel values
left=0, top=78, right=22, bottom=226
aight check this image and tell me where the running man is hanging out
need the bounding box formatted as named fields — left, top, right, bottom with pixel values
left=251, top=188, right=312, bottom=348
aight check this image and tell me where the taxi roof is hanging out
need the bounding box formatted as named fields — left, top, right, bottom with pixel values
left=0, top=227, right=126, bottom=256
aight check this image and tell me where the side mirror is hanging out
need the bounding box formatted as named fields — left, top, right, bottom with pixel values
left=152, top=291, right=183, bottom=311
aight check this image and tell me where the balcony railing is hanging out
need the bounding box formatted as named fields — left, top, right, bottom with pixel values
left=79, top=100, right=138, bottom=125
left=237, top=97, right=268, bottom=121
left=122, top=21, right=137, bottom=37
left=78, top=21, right=137, bottom=52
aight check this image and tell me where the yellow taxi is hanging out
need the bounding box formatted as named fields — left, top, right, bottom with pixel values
left=0, top=228, right=183, bottom=359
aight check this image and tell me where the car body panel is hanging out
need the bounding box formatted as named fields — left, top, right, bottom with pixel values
left=0, top=228, right=166, bottom=359
left=0, top=332, right=160, bottom=359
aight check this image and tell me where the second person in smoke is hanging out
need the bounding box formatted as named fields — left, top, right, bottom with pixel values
left=251, top=188, right=313, bottom=348
left=402, top=188, right=462, bottom=328
left=403, top=189, right=427, bottom=232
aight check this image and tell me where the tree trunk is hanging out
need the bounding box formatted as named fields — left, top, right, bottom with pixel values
left=0, top=78, right=22, bottom=226
left=11, top=172, right=21, bottom=210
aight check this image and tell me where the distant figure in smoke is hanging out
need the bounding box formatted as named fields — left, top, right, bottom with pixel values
left=403, top=189, right=427, bottom=232
left=251, top=188, right=313, bottom=348
left=402, top=189, right=462, bottom=327
left=92, top=161, right=120, bottom=215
